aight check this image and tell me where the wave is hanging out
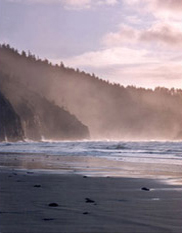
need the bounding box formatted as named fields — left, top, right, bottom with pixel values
left=0, top=141, right=182, bottom=165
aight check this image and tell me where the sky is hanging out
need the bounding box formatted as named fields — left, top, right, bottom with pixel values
left=0, top=0, right=182, bottom=89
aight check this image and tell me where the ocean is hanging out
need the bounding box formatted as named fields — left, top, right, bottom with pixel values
left=0, top=140, right=182, bottom=164
left=0, top=140, right=182, bottom=179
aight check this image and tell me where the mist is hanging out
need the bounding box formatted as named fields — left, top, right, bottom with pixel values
left=0, top=44, right=182, bottom=141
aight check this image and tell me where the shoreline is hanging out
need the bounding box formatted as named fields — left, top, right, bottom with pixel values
left=0, top=152, right=182, bottom=184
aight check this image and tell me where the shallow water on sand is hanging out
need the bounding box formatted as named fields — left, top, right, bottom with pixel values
left=0, top=141, right=182, bottom=183
left=0, top=140, right=182, bottom=165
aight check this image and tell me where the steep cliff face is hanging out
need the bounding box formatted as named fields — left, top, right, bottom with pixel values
left=0, top=71, right=89, bottom=141
left=14, top=93, right=90, bottom=141
left=0, top=91, right=23, bottom=142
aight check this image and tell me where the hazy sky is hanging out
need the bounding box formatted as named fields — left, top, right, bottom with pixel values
left=0, top=0, right=182, bottom=89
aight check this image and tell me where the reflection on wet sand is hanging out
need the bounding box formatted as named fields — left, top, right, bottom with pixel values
left=1, top=153, right=182, bottom=184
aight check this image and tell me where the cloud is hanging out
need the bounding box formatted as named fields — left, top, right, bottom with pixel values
left=140, top=23, right=182, bottom=47
left=102, top=24, right=138, bottom=46
left=125, top=15, right=142, bottom=25
left=124, top=0, right=182, bottom=20
left=149, top=0, right=182, bottom=21
left=124, top=0, right=182, bottom=12
left=153, top=0, right=182, bottom=12
left=102, top=22, right=182, bottom=49
left=58, top=46, right=161, bottom=69
left=105, top=62, right=182, bottom=89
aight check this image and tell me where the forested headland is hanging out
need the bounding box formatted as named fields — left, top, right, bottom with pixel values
left=0, top=44, right=182, bottom=141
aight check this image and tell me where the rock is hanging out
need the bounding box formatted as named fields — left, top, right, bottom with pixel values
left=0, top=91, right=24, bottom=142
left=85, top=198, right=95, bottom=203
left=43, top=218, right=55, bottom=221
left=48, top=203, right=59, bottom=207
left=83, top=212, right=89, bottom=215
left=141, top=187, right=150, bottom=191
left=34, top=185, right=41, bottom=188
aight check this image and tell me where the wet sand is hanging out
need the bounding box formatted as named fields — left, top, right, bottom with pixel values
left=0, top=153, right=182, bottom=233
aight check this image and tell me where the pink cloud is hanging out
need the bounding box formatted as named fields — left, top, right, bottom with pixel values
left=102, top=22, right=182, bottom=49
left=140, top=23, right=182, bottom=47
left=102, top=24, right=138, bottom=46
left=154, top=0, right=182, bottom=12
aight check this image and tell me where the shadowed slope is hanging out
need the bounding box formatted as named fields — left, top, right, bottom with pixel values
left=0, top=91, right=23, bottom=141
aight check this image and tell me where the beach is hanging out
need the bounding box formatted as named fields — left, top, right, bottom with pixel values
left=0, top=152, right=182, bottom=233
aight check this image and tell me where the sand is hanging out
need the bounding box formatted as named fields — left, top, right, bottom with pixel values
left=0, top=154, right=182, bottom=233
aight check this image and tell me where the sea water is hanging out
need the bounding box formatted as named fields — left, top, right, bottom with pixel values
left=0, top=140, right=182, bottom=165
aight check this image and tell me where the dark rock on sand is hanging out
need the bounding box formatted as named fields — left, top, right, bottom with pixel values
left=141, top=187, right=150, bottom=191
left=48, top=203, right=59, bottom=207
left=83, top=212, right=89, bottom=215
left=34, top=185, right=41, bottom=188
left=85, top=198, right=95, bottom=203
left=43, top=218, right=55, bottom=221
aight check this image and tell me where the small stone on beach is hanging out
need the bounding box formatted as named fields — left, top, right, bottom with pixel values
left=43, top=218, right=55, bottom=221
left=48, top=203, right=59, bottom=207
left=83, top=212, right=89, bottom=215
left=141, top=187, right=150, bottom=191
left=85, top=198, right=95, bottom=203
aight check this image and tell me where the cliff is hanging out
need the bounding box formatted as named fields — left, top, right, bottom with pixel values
left=0, top=70, right=89, bottom=141
left=0, top=91, right=23, bottom=142
left=12, top=91, right=90, bottom=141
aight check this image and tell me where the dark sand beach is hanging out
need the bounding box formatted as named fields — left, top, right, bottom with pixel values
left=0, top=153, right=182, bottom=233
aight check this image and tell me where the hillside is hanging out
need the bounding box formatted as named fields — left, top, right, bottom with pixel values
left=0, top=45, right=90, bottom=141
left=0, top=44, right=182, bottom=140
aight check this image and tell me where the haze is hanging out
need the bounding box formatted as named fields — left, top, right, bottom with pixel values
left=1, top=45, right=182, bottom=141
left=0, top=0, right=182, bottom=89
